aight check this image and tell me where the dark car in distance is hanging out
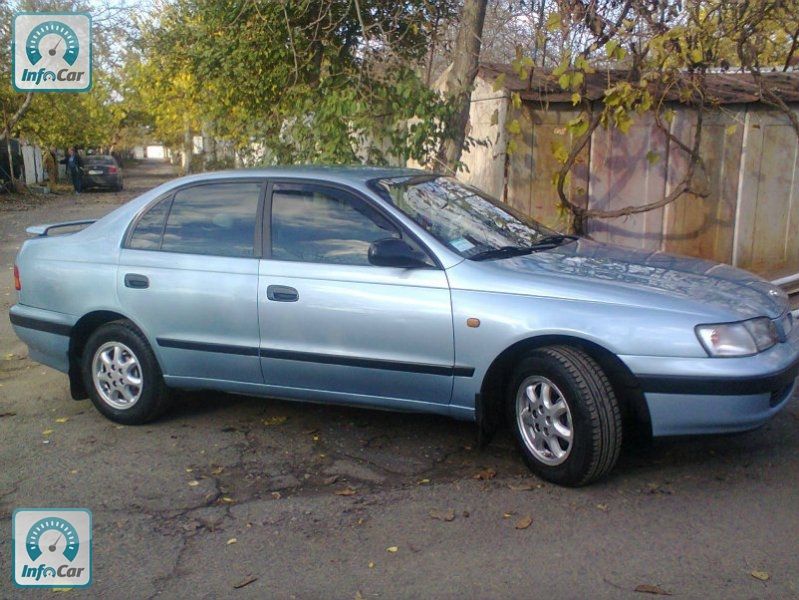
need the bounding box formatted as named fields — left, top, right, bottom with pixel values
left=82, top=155, right=123, bottom=191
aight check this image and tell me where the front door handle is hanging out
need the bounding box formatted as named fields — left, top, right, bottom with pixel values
left=124, top=273, right=149, bottom=289
left=267, top=285, right=299, bottom=302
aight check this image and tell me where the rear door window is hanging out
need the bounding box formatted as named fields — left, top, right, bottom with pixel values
left=127, top=182, right=263, bottom=256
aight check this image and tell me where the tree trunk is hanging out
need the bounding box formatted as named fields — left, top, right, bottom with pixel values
left=5, top=92, right=33, bottom=134
left=182, top=117, right=192, bottom=175
left=5, top=135, right=14, bottom=192
left=2, top=93, right=33, bottom=192
left=435, top=0, right=488, bottom=172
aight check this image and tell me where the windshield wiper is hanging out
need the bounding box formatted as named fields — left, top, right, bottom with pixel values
left=531, top=234, right=578, bottom=247
left=469, top=236, right=578, bottom=261
left=469, top=246, right=536, bottom=261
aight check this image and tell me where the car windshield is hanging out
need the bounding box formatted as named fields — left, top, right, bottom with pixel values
left=371, top=175, right=563, bottom=259
left=86, top=156, right=115, bottom=165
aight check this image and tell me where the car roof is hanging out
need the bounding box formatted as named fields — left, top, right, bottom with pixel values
left=173, top=165, right=431, bottom=186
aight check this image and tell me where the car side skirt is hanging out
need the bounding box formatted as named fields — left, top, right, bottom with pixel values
left=156, top=338, right=475, bottom=377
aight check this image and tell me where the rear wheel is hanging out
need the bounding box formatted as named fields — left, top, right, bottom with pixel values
left=81, top=321, right=171, bottom=424
left=507, top=346, right=622, bottom=486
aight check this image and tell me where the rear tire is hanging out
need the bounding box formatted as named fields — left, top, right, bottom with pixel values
left=81, top=320, right=171, bottom=424
left=507, top=346, right=622, bottom=486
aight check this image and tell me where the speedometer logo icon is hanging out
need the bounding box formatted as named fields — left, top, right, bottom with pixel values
left=25, top=20, right=80, bottom=66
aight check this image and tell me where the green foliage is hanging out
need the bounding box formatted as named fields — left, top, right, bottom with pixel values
left=132, top=0, right=459, bottom=167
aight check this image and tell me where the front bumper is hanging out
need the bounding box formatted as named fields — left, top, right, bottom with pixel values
left=621, top=322, right=799, bottom=436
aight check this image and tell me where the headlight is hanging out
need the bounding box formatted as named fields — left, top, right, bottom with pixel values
left=695, top=317, right=778, bottom=357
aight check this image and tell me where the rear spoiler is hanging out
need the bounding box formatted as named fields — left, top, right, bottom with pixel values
left=26, top=219, right=97, bottom=236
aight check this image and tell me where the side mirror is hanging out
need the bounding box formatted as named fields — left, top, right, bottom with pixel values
left=368, top=238, right=430, bottom=268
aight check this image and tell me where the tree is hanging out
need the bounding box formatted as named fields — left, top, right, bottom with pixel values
left=131, top=0, right=460, bottom=171
left=435, top=0, right=488, bottom=172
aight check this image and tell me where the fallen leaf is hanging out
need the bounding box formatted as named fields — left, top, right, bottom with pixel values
left=69, top=469, right=78, bottom=475
left=508, top=481, right=536, bottom=491
left=429, top=509, right=455, bottom=522
left=502, top=512, right=514, bottom=519
left=226, top=538, right=237, bottom=545
left=188, top=480, right=200, bottom=487
left=233, top=575, right=257, bottom=589
left=220, top=497, right=234, bottom=504
left=750, top=571, right=770, bottom=582
left=334, top=487, right=357, bottom=496
left=271, top=491, right=281, bottom=500
left=417, top=478, right=430, bottom=485
left=473, top=468, right=496, bottom=480
left=515, top=515, right=533, bottom=529
left=42, top=429, right=54, bottom=436
left=596, top=503, right=609, bottom=512
left=323, top=475, right=339, bottom=485
left=185, top=468, right=193, bottom=473
left=55, top=417, right=69, bottom=423
left=386, top=546, right=398, bottom=553
left=211, top=466, right=224, bottom=475
left=634, top=584, right=672, bottom=595
left=263, top=416, right=287, bottom=426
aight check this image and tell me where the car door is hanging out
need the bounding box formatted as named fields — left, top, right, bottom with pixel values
left=118, top=179, right=265, bottom=384
left=258, top=181, right=456, bottom=407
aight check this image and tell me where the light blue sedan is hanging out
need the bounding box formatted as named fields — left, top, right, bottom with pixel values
left=10, top=168, right=799, bottom=485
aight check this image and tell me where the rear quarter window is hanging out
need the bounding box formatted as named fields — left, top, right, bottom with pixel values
left=128, top=196, right=171, bottom=250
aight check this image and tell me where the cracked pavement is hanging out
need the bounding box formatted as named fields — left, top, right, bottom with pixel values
left=1, top=161, right=798, bottom=598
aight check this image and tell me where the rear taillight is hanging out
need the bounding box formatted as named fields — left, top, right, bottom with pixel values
left=108, top=166, right=118, bottom=174
left=13, top=264, right=21, bottom=291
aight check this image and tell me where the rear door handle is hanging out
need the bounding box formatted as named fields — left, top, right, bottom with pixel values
left=267, top=285, right=299, bottom=302
left=124, top=273, right=149, bottom=289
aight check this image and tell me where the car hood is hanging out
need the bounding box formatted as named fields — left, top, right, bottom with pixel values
left=483, top=239, right=788, bottom=320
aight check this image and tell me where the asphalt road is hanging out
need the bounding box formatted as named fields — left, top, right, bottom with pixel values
left=1, top=161, right=798, bottom=599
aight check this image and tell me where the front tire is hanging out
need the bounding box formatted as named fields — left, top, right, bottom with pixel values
left=82, top=321, right=171, bottom=424
left=507, top=346, right=622, bottom=486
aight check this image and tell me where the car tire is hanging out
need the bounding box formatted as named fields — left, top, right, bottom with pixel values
left=507, top=346, right=622, bottom=486
left=81, top=320, right=171, bottom=424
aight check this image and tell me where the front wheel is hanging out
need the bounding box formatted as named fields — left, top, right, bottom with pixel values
left=507, top=346, right=622, bottom=486
left=82, top=321, right=171, bottom=424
